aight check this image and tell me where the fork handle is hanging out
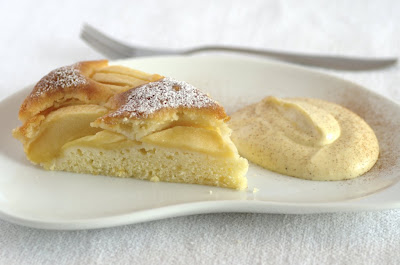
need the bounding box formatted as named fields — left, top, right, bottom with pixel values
left=183, top=45, right=397, bottom=71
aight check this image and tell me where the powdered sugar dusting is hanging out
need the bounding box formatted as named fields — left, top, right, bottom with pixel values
left=111, top=77, right=218, bottom=118
left=31, top=64, right=88, bottom=98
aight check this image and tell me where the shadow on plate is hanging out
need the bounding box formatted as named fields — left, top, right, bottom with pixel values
left=0, top=88, right=32, bottom=165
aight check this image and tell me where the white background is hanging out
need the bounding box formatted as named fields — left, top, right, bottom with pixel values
left=1, top=0, right=400, bottom=264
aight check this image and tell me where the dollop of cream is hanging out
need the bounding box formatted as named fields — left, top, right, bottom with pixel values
left=229, top=97, right=379, bottom=181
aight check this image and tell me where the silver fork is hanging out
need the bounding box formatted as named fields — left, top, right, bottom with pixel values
left=80, top=23, right=397, bottom=71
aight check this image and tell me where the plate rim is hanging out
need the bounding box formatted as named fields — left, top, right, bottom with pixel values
left=2, top=187, right=400, bottom=230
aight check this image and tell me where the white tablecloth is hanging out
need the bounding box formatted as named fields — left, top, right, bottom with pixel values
left=1, top=0, right=399, bottom=264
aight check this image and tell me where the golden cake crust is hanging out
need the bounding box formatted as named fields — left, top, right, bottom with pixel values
left=18, top=60, right=113, bottom=122
left=96, top=77, right=229, bottom=125
left=12, top=61, right=248, bottom=190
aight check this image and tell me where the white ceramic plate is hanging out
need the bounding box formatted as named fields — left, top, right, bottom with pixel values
left=1, top=55, right=399, bottom=230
